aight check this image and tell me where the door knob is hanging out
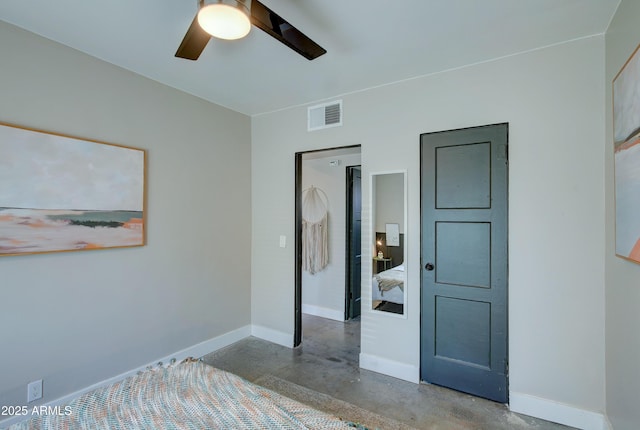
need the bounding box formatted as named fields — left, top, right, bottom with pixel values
left=425, top=263, right=434, bottom=271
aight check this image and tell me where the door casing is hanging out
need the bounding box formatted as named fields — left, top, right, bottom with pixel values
left=294, top=145, right=361, bottom=347
left=345, top=165, right=362, bottom=320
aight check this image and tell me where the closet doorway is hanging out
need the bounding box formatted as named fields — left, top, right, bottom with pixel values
left=294, top=145, right=361, bottom=347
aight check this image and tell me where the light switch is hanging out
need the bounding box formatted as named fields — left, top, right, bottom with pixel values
left=279, top=235, right=286, bottom=248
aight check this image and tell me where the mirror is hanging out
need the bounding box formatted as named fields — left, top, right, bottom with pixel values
left=371, top=171, right=407, bottom=316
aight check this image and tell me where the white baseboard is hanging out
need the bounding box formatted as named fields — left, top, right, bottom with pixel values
left=510, top=392, right=608, bottom=430
left=182, top=325, right=252, bottom=359
left=0, top=325, right=252, bottom=428
left=359, top=352, right=419, bottom=383
left=251, top=325, right=293, bottom=348
left=302, top=304, right=344, bottom=322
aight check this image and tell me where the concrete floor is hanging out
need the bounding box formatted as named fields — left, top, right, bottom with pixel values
left=203, top=314, right=572, bottom=430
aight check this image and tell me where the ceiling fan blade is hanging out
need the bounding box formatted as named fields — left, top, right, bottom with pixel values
left=250, top=0, right=326, bottom=60
left=175, top=15, right=211, bottom=60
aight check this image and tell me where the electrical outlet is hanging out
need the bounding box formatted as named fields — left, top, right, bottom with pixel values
left=27, top=380, right=42, bottom=403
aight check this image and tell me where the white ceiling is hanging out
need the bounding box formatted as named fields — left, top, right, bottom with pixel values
left=0, top=0, right=620, bottom=116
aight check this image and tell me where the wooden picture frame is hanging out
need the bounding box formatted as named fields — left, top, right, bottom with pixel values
left=613, top=43, right=640, bottom=264
left=0, top=122, right=146, bottom=256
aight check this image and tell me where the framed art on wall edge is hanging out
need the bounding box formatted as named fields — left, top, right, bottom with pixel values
left=0, top=122, right=146, bottom=257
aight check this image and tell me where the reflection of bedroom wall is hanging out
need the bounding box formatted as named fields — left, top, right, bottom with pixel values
left=301, top=153, right=361, bottom=321
left=374, top=174, right=404, bottom=233
left=374, top=232, right=404, bottom=269
left=0, top=21, right=251, bottom=414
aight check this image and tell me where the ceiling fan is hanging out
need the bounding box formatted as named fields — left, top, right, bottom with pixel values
left=175, top=0, right=327, bottom=61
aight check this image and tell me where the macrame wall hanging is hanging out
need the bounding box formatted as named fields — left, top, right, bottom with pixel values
left=302, top=186, right=329, bottom=274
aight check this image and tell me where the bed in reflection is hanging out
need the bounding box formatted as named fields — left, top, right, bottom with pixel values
left=372, top=263, right=404, bottom=314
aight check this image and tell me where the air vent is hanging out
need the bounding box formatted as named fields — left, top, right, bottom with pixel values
left=308, top=100, right=343, bottom=131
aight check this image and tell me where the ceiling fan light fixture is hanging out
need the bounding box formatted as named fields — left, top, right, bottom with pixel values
left=197, top=0, right=251, bottom=40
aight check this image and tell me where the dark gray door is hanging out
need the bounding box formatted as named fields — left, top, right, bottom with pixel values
left=346, top=166, right=362, bottom=319
left=420, top=124, right=508, bottom=403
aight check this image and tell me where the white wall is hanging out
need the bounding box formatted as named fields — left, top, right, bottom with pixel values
left=605, top=1, right=640, bottom=428
left=252, top=36, right=606, bottom=428
left=0, top=21, right=252, bottom=417
left=301, top=153, right=361, bottom=320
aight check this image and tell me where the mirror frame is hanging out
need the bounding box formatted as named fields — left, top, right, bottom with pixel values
left=370, top=170, right=408, bottom=318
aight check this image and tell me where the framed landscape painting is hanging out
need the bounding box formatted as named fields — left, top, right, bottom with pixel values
left=0, top=122, right=146, bottom=256
left=614, top=43, right=640, bottom=264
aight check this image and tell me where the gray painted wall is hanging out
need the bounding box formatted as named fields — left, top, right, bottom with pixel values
left=605, top=1, right=640, bottom=428
left=252, top=35, right=606, bottom=426
left=0, top=21, right=251, bottom=413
